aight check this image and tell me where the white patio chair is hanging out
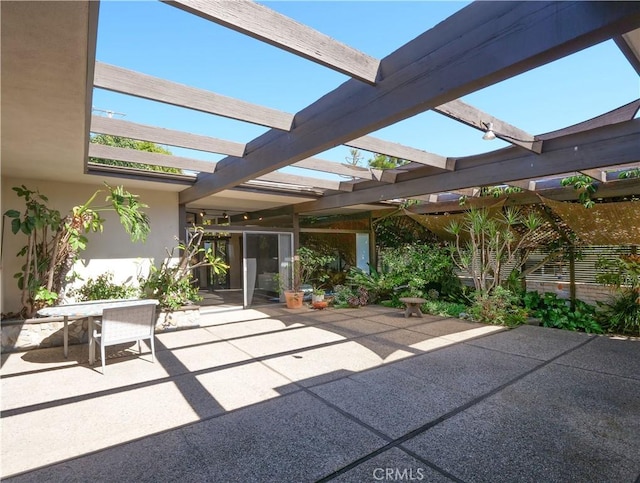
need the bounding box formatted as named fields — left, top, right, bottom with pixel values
left=91, top=302, right=158, bottom=374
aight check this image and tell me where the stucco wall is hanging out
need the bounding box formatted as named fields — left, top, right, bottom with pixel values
left=1, top=177, right=178, bottom=315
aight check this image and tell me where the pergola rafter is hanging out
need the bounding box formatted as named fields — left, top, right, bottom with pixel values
left=294, top=120, right=640, bottom=212
left=162, top=0, right=381, bottom=84
left=433, top=100, right=542, bottom=154
left=90, top=115, right=246, bottom=157
left=178, top=1, right=640, bottom=205
left=614, top=28, right=640, bottom=75
left=94, top=62, right=294, bottom=130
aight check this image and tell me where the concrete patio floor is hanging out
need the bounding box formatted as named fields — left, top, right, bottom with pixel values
left=1, top=304, right=639, bottom=482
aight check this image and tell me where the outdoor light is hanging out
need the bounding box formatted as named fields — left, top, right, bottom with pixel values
left=482, top=122, right=496, bottom=141
left=222, top=212, right=228, bottom=218
left=243, top=213, right=249, bottom=220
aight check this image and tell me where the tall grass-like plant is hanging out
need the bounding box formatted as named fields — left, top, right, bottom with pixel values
left=446, top=207, right=542, bottom=292
left=597, top=290, right=640, bottom=336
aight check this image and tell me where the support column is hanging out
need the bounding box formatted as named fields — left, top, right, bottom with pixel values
left=292, top=212, right=300, bottom=252
left=569, top=245, right=576, bottom=310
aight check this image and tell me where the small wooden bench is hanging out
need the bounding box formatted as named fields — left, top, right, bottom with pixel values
left=399, top=297, right=427, bottom=318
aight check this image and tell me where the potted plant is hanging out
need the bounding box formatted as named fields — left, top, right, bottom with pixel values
left=311, top=287, right=325, bottom=303
left=283, top=255, right=305, bottom=309
left=297, top=247, right=335, bottom=304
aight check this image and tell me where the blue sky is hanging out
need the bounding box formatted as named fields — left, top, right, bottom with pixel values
left=92, top=1, right=639, bottom=179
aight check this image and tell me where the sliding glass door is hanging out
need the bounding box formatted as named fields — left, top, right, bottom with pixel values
left=243, top=232, right=293, bottom=308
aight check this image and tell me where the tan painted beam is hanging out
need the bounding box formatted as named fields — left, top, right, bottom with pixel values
left=180, top=2, right=640, bottom=205
left=163, top=0, right=380, bottom=84
left=90, top=115, right=246, bottom=157
left=94, top=62, right=294, bottom=130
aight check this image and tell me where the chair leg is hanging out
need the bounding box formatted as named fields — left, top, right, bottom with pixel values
left=150, top=336, right=155, bottom=363
left=100, top=343, right=106, bottom=375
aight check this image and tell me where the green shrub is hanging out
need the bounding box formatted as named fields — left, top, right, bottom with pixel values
left=72, top=272, right=137, bottom=301
left=139, top=267, right=201, bottom=310
left=596, top=289, right=640, bottom=336
left=526, top=292, right=603, bottom=334
left=469, top=287, right=527, bottom=327
left=421, top=300, right=468, bottom=318
left=333, top=285, right=369, bottom=308
left=378, top=243, right=462, bottom=301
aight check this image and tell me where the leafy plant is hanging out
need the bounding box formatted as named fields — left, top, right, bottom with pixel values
left=346, top=266, right=391, bottom=304
left=526, top=292, right=602, bottom=334
left=468, top=286, right=528, bottom=327
left=596, top=290, right=640, bottom=336
left=378, top=243, right=461, bottom=302
left=71, top=272, right=136, bottom=301
left=560, top=174, right=597, bottom=208
left=594, top=252, right=640, bottom=335
left=333, top=285, right=369, bottom=308
left=296, top=247, right=336, bottom=291
left=4, top=184, right=150, bottom=317
left=596, top=253, right=640, bottom=293
left=421, top=300, right=468, bottom=318
left=138, top=226, right=228, bottom=310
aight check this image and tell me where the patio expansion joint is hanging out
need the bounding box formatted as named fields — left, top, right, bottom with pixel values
left=315, top=334, right=598, bottom=482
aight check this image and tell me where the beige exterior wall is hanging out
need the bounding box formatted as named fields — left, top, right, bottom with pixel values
left=1, top=177, right=178, bottom=314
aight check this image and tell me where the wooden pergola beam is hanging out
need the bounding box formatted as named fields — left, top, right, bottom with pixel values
left=433, top=99, right=542, bottom=154
left=293, top=157, right=378, bottom=181
left=407, top=176, right=640, bottom=215
left=579, top=168, right=608, bottom=183
left=614, top=28, right=640, bottom=75
left=345, top=135, right=453, bottom=170
left=258, top=171, right=352, bottom=192
left=89, top=143, right=216, bottom=172
left=538, top=98, right=640, bottom=140
left=163, top=0, right=380, bottom=84
left=293, top=119, right=640, bottom=212
left=180, top=2, right=640, bottom=205
left=94, top=62, right=294, bottom=130
left=90, top=115, right=246, bottom=157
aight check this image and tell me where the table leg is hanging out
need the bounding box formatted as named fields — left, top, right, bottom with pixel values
left=63, top=316, right=69, bottom=358
left=88, top=316, right=95, bottom=365
left=405, top=303, right=423, bottom=318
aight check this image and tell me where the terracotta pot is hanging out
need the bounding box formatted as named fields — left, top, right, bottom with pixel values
left=284, top=291, right=305, bottom=309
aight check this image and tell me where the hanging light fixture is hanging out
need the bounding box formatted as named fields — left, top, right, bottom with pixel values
left=482, top=122, right=496, bottom=141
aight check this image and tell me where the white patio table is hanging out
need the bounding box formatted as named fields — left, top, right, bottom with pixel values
left=37, top=299, right=159, bottom=360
